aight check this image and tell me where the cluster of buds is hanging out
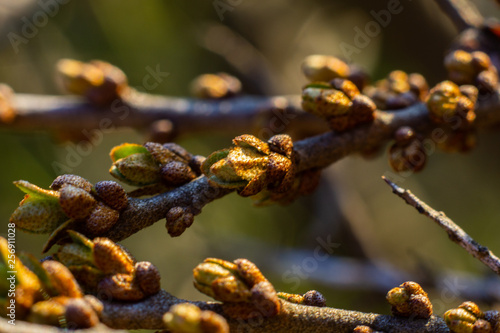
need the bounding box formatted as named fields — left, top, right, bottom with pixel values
left=193, top=258, right=280, bottom=319
left=190, top=72, right=242, bottom=99
left=163, top=303, right=229, bottom=333
left=54, top=231, right=161, bottom=301
left=277, top=290, right=326, bottom=307
left=364, top=70, right=428, bottom=110
left=386, top=281, right=433, bottom=319
left=0, top=83, right=15, bottom=124
left=301, top=55, right=369, bottom=90
left=109, top=142, right=203, bottom=191
left=353, top=326, right=385, bottom=333
left=202, top=134, right=295, bottom=197
left=10, top=175, right=129, bottom=245
left=301, top=79, right=377, bottom=132
left=426, top=81, right=478, bottom=128
left=444, top=50, right=498, bottom=93
left=56, top=59, right=129, bottom=106
left=0, top=237, right=102, bottom=329
left=444, top=302, right=500, bottom=333
left=388, top=126, right=426, bottom=173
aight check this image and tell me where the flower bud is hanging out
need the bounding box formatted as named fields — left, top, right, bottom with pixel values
left=134, top=261, right=161, bottom=296
left=301, top=55, right=350, bottom=82
left=93, top=181, right=128, bottom=211
left=426, top=81, right=476, bottom=127
left=163, top=303, right=229, bottom=333
left=11, top=181, right=67, bottom=234
left=42, top=260, right=83, bottom=298
left=59, top=184, right=97, bottom=220
left=84, top=202, right=120, bottom=236
left=92, top=237, right=135, bottom=275
left=51, top=174, right=93, bottom=192
left=203, top=135, right=294, bottom=197
left=190, top=73, right=241, bottom=99
left=56, top=59, right=128, bottom=106
left=97, top=273, right=144, bottom=301
left=166, top=207, right=195, bottom=237
left=386, top=281, right=432, bottom=319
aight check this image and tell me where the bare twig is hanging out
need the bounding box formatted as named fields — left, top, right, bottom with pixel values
left=383, top=176, right=500, bottom=276
left=433, top=0, right=483, bottom=31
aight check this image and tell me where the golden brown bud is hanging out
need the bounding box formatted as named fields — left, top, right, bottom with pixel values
left=301, top=55, right=350, bottom=82
left=92, top=238, right=135, bottom=275
left=386, top=281, right=432, bottom=319
left=190, top=73, right=241, bottom=99
left=42, top=260, right=83, bottom=298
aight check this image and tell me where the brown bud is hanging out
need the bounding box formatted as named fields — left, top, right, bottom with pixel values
left=190, top=73, right=241, bottom=99
left=51, top=174, right=93, bottom=192
left=97, top=273, right=144, bottom=301
left=161, top=161, right=197, bottom=186
left=163, top=143, right=194, bottom=162
left=408, top=73, right=429, bottom=101
left=93, top=238, right=135, bottom=275
left=42, top=260, right=83, bottom=298
left=166, top=207, right=195, bottom=237
left=477, top=68, right=499, bottom=93
left=350, top=94, right=376, bottom=123
left=394, top=126, right=416, bottom=145
left=84, top=202, right=120, bottom=236
left=59, top=184, right=97, bottom=220
left=65, top=297, right=100, bottom=328
left=134, top=261, right=161, bottom=296
left=301, top=55, right=350, bottom=82
left=200, top=310, right=230, bottom=333
left=471, top=51, right=492, bottom=72
left=303, top=290, right=326, bottom=307
left=93, top=181, right=128, bottom=211
left=354, top=326, right=384, bottom=333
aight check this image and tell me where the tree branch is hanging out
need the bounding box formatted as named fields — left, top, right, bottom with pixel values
left=383, top=177, right=500, bottom=276
left=6, top=93, right=325, bottom=138
left=102, top=88, right=500, bottom=242
left=433, top=0, right=483, bottom=31
left=99, top=290, right=449, bottom=332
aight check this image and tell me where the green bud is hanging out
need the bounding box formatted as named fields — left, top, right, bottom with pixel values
left=10, top=181, right=68, bottom=234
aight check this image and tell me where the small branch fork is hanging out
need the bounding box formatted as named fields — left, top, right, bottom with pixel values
left=383, top=176, right=500, bottom=276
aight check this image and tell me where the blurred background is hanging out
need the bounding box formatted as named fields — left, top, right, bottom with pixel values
left=1, top=0, right=500, bottom=329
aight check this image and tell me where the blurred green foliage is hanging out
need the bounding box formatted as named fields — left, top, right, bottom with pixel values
left=1, top=1, right=500, bottom=330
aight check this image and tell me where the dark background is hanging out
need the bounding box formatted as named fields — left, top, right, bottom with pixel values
left=1, top=1, right=500, bottom=329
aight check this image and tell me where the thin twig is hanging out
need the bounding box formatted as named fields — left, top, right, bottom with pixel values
left=433, top=0, right=483, bottom=31
left=383, top=176, right=500, bottom=275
